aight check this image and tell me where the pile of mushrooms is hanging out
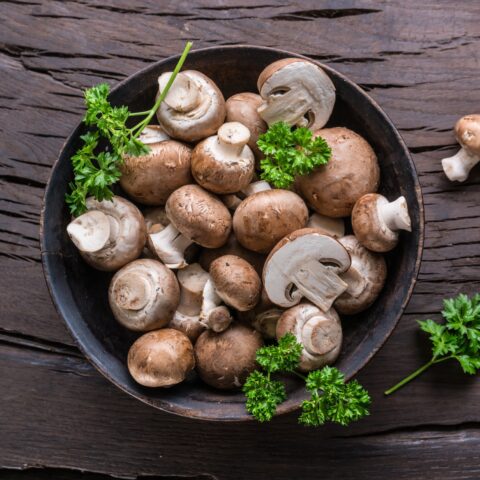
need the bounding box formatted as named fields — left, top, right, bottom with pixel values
left=66, top=57, right=412, bottom=391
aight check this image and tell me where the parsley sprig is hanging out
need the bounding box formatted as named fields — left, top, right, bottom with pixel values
left=385, top=293, right=480, bottom=395
left=243, top=333, right=371, bottom=425
left=257, top=122, right=331, bottom=189
left=66, top=41, right=193, bottom=216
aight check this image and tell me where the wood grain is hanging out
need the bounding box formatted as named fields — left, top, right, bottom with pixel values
left=1, top=0, right=480, bottom=478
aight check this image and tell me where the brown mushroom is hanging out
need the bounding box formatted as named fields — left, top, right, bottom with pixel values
left=352, top=193, right=411, bottom=252
left=297, top=127, right=380, bottom=217
left=109, top=259, right=180, bottom=331
left=67, top=196, right=146, bottom=271
left=128, top=329, right=195, bottom=387
left=194, top=323, right=263, bottom=389
left=148, top=185, right=232, bottom=268
left=191, top=122, right=255, bottom=194
left=233, top=189, right=308, bottom=253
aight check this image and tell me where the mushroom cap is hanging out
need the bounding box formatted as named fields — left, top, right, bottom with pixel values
left=194, top=323, right=263, bottom=389
left=156, top=70, right=226, bottom=142
left=352, top=193, right=398, bottom=252
left=455, top=114, right=480, bottom=155
left=209, top=255, right=262, bottom=311
left=77, top=196, right=146, bottom=271
left=335, top=235, right=387, bottom=315
left=120, top=140, right=192, bottom=206
left=233, top=189, right=309, bottom=253
left=165, top=185, right=232, bottom=248
left=225, top=92, right=267, bottom=159
left=257, top=58, right=336, bottom=130
left=128, top=329, right=195, bottom=387
left=276, top=303, right=342, bottom=372
left=109, top=259, right=180, bottom=331
left=297, top=127, right=380, bottom=217
left=191, top=123, right=255, bottom=194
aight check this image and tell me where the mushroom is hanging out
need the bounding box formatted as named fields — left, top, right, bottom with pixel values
left=263, top=228, right=351, bottom=312
left=67, top=195, right=146, bottom=271
left=257, top=58, right=335, bottom=130
left=307, top=213, right=345, bottom=238
left=233, top=189, right=309, bottom=253
left=276, top=303, right=342, bottom=372
left=194, top=323, right=263, bottom=389
left=441, top=114, right=480, bottom=182
left=220, top=180, right=271, bottom=212
left=335, top=235, right=387, bottom=315
left=148, top=185, right=232, bottom=269
left=352, top=193, right=411, bottom=252
left=109, top=259, right=180, bottom=331
left=120, top=131, right=192, bottom=205
left=225, top=92, right=267, bottom=160
left=169, top=263, right=210, bottom=342
left=128, top=329, right=194, bottom=387
left=191, top=122, right=255, bottom=194
left=297, top=127, right=380, bottom=217
left=156, top=71, right=226, bottom=142
left=143, top=206, right=170, bottom=231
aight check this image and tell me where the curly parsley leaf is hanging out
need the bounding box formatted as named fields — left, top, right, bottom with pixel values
left=257, top=121, right=331, bottom=188
left=256, top=332, right=303, bottom=373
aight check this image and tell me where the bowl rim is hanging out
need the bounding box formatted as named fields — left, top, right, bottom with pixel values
left=40, top=44, right=425, bottom=422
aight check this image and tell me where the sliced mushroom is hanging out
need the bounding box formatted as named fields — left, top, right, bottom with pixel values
left=156, top=71, right=226, bottom=142
left=352, top=194, right=411, bottom=252
left=263, top=228, right=351, bottom=312
left=225, top=92, right=267, bottom=160
left=307, top=213, right=345, bottom=238
left=297, top=127, right=380, bottom=217
left=276, top=303, right=342, bottom=372
left=109, top=259, right=180, bottom=331
left=67, top=196, right=146, bottom=271
left=441, top=114, right=480, bottom=182
left=191, top=122, right=255, bottom=194
left=335, top=235, right=387, bottom=315
left=233, top=189, right=308, bottom=253
left=257, top=58, right=335, bottom=130
left=194, top=323, right=263, bottom=389
left=128, top=329, right=195, bottom=387
left=148, top=185, right=232, bottom=269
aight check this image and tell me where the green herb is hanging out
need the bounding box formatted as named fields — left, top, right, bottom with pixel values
left=243, top=333, right=371, bottom=425
left=385, top=293, right=480, bottom=395
left=66, top=41, right=193, bottom=216
left=257, top=122, right=331, bottom=189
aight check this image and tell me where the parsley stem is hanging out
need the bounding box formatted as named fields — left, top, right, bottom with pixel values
left=293, top=371, right=307, bottom=381
left=128, top=110, right=152, bottom=117
left=384, top=356, right=452, bottom=395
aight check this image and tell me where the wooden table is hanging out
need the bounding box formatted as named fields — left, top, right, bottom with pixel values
left=2, top=1, right=480, bottom=478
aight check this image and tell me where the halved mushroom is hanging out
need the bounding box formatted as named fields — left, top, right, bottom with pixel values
left=233, top=189, right=308, bottom=253
left=276, top=303, right=342, bottom=372
left=297, top=127, right=380, bottom=217
left=194, top=323, right=263, bottom=389
left=307, top=213, right=345, bottom=238
left=109, top=259, right=180, bottom=331
left=257, top=58, right=336, bottom=130
left=352, top=194, right=411, bottom=252
left=148, top=185, right=232, bottom=269
left=335, top=235, right=387, bottom=315
left=441, top=114, right=480, bottom=182
left=263, top=228, right=351, bottom=312
left=156, top=71, right=226, bottom=142
left=225, top=92, right=267, bottom=160
left=128, top=329, right=195, bottom=387
left=67, top=196, right=146, bottom=271
left=120, top=134, right=192, bottom=206
left=191, top=122, right=255, bottom=194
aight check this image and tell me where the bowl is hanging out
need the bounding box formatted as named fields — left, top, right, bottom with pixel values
left=40, top=45, right=424, bottom=421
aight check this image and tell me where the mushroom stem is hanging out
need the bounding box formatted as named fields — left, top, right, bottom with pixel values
left=158, top=72, right=201, bottom=113
left=241, top=180, right=271, bottom=196
left=199, top=278, right=232, bottom=332
left=378, top=196, right=411, bottom=232
left=138, top=125, right=170, bottom=145
left=113, top=271, right=152, bottom=310
left=217, top=122, right=251, bottom=156
left=148, top=223, right=192, bottom=269
left=441, top=147, right=480, bottom=182
left=307, top=213, right=345, bottom=238
left=340, top=267, right=367, bottom=298
left=290, top=260, right=348, bottom=312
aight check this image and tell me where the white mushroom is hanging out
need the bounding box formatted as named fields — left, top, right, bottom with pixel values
left=307, top=213, right=345, bottom=238
left=199, top=279, right=233, bottom=333
left=263, top=228, right=351, bottom=312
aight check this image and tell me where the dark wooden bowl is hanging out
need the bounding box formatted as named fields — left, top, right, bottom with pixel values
left=40, top=46, right=424, bottom=421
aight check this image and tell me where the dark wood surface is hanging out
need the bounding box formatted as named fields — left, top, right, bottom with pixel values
left=1, top=0, right=480, bottom=478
